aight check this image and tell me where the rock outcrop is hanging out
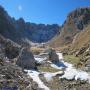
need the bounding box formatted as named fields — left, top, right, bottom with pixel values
left=49, top=50, right=59, bottom=63
left=0, top=35, right=36, bottom=69
left=46, top=48, right=59, bottom=63
left=16, top=47, right=36, bottom=69
left=0, top=35, right=40, bottom=90
left=0, top=35, right=20, bottom=61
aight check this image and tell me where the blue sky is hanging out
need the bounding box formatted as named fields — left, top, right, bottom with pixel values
left=0, top=0, right=90, bottom=25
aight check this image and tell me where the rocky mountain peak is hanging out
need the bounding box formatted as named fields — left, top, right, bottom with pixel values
left=49, top=7, right=90, bottom=47
left=0, top=5, right=60, bottom=44
left=67, top=7, right=90, bottom=30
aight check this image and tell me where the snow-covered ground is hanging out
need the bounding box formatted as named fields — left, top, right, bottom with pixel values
left=56, top=52, right=64, bottom=60
left=35, top=57, right=47, bottom=63
left=55, top=53, right=90, bottom=83
left=25, top=70, right=50, bottom=90
left=34, top=55, right=47, bottom=63
left=26, top=52, right=90, bottom=90
left=60, top=64, right=90, bottom=81
left=43, top=71, right=63, bottom=81
left=34, top=52, right=90, bottom=83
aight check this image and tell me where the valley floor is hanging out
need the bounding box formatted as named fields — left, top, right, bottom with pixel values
left=25, top=52, right=90, bottom=90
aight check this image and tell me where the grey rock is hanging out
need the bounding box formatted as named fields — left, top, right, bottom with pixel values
left=48, top=48, right=59, bottom=63
left=16, top=48, right=36, bottom=69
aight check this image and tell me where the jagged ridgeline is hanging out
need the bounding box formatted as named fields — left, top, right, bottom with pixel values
left=0, top=5, right=60, bottom=44
left=0, top=5, right=90, bottom=90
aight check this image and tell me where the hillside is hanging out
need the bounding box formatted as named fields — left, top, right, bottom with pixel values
left=48, top=7, right=90, bottom=48
left=72, top=25, right=90, bottom=50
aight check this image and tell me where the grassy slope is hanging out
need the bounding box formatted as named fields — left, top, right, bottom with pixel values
left=38, top=66, right=60, bottom=73
left=72, top=25, right=90, bottom=50
left=64, top=55, right=80, bottom=65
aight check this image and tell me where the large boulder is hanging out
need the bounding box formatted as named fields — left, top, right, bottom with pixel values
left=47, top=48, right=59, bottom=63
left=16, top=48, right=36, bottom=69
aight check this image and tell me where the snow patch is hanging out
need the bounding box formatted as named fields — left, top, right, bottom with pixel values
left=34, top=52, right=90, bottom=84
left=50, top=53, right=90, bottom=83
left=25, top=70, right=50, bottom=90
left=57, top=53, right=63, bottom=60
left=35, top=57, right=47, bottom=63
left=43, top=71, right=63, bottom=81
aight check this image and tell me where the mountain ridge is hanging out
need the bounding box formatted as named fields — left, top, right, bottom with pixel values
left=48, top=7, right=90, bottom=48
left=0, top=5, right=60, bottom=44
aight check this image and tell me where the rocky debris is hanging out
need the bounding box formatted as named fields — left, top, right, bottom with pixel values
left=75, top=46, right=89, bottom=57
left=85, top=56, right=90, bottom=72
left=0, top=35, right=42, bottom=90
left=0, top=58, right=45, bottom=90
left=0, top=59, right=31, bottom=90
left=59, top=79, right=90, bottom=90
left=75, top=44, right=90, bottom=68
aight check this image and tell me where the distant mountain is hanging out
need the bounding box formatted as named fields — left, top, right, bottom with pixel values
left=0, top=6, right=60, bottom=44
left=1, top=5, right=90, bottom=49
left=48, top=7, right=90, bottom=47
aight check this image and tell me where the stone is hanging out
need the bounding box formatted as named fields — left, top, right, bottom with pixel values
left=48, top=48, right=59, bottom=63
left=16, top=47, right=36, bottom=69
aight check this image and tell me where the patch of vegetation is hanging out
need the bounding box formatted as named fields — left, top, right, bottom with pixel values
left=38, top=66, right=60, bottom=73
left=64, top=55, right=80, bottom=65
left=31, top=47, right=45, bottom=55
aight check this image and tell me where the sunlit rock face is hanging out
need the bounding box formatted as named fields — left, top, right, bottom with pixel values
left=48, top=7, right=90, bottom=47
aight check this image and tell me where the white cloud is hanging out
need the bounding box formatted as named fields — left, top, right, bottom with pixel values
left=18, top=5, right=22, bottom=11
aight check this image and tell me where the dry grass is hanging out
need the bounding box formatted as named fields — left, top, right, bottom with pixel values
left=38, top=66, right=60, bottom=73
left=53, top=44, right=71, bottom=52
left=31, top=47, right=45, bottom=54
left=48, top=24, right=90, bottom=53
left=72, top=25, right=90, bottom=50
left=64, top=55, right=80, bottom=65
